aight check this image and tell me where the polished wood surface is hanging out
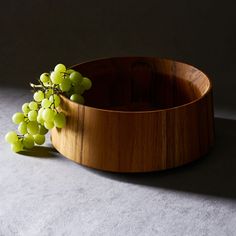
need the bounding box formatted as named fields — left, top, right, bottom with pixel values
left=51, top=57, right=214, bottom=172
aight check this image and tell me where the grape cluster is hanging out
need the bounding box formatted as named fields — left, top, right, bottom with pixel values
left=5, top=63, right=92, bottom=152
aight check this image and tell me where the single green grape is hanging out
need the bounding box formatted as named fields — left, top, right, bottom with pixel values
left=5, top=131, right=18, bottom=144
left=51, top=71, right=63, bottom=84
left=29, top=101, right=38, bottom=110
left=37, top=116, right=44, bottom=125
left=28, top=110, right=38, bottom=121
left=38, top=107, right=44, bottom=116
left=27, top=121, right=39, bottom=135
left=23, top=133, right=34, bottom=149
left=42, top=108, right=55, bottom=122
left=37, top=108, right=45, bottom=124
left=11, top=141, right=23, bottom=153
left=41, top=98, right=52, bottom=108
left=70, top=94, right=84, bottom=104
left=45, top=89, right=53, bottom=98
left=69, top=71, right=83, bottom=85
left=81, top=77, right=92, bottom=90
left=73, top=85, right=86, bottom=94
left=33, top=90, right=44, bottom=102
left=54, top=112, right=66, bottom=128
left=66, top=69, right=75, bottom=74
left=40, top=73, right=49, bottom=83
left=60, top=78, right=71, bottom=92
left=49, top=94, right=60, bottom=107
left=44, top=121, right=54, bottom=130
left=34, top=134, right=45, bottom=145
left=12, top=112, right=25, bottom=124
left=18, top=121, right=28, bottom=134
left=54, top=63, right=66, bottom=73
left=22, top=103, right=30, bottom=114
left=38, top=124, right=48, bottom=135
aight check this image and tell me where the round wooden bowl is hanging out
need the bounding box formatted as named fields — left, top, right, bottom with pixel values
left=51, top=57, right=214, bottom=172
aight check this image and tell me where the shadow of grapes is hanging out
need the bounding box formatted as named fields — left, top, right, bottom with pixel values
left=18, top=145, right=58, bottom=158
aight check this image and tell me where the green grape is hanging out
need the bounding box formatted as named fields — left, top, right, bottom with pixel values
left=54, top=112, right=66, bottom=128
left=49, top=94, right=60, bottom=107
left=5, top=131, right=18, bottom=144
left=51, top=71, right=63, bottom=84
left=70, top=94, right=84, bottom=104
left=11, top=141, right=23, bottom=153
left=66, top=69, right=75, bottom=74
left=37, top=108, right=45, bottom=124
left=60, top=78, right=71, bottom=92
left=33, top=90, right=44, bottom=102
left=12, top=112, right=25, bottom=124
left=53, top=109, right=57, bottom=117
left=29, top=101, right=38, bottom=110
left=37, top=115, right=44, bottom=125
left=38, top=124, right=48, bottom=135
left=81, top=77, right=92, bottom=90
left=69, top=71, right=83, bottom=85
left=54, top=63, right=66, bottom=73
left=33, top=134, right=45, bottom=145
left=22, top=103, right=30, bottom=114
left=42, top=108, right=55, bottom=122
left=40, top=73, right=49, bottom=83
left=41, top=98, right=52, bottom=108
left=27, top=121, right=39, bottom=135
left=18, top=121, right=28, bottom=134
left=45, top=89, right=53, bottom=98
left=44, top=121, right=54, bottom=130
left=38, top=107, right=44, bottom=116
left=54, top=94, right=61, bottom=107
left=28, top=110, right=38, bottom=121
left=73, top=85, right=85, bottom=94
left=23, top=133, right=34, bottom=149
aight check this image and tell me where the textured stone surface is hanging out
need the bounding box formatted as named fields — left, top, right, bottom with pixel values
left=0, top=87, right=236, bottom=236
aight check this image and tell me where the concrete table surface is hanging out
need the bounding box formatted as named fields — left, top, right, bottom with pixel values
left=0, top=87, right=236, bottom=236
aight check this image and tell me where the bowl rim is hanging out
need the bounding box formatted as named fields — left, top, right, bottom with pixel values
left=63, top=56, right=213, bottom=114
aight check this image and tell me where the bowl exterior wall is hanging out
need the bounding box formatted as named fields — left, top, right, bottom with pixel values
left=51, top=91, right=214, bottom=172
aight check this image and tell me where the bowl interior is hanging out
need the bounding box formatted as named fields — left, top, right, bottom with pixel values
left=72, top=57, right=210, bottom=111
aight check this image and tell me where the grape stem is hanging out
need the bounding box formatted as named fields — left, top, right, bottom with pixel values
left=51, top=84, right=59, bottom=112
left=30, top=83, right=43, bottom=89
left=30, top=82, right=60, bottom=93
left=17, top=134, right=24, bottom=139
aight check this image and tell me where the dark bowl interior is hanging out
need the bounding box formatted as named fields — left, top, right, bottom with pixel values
left=72, top=57, right=210, bottom=111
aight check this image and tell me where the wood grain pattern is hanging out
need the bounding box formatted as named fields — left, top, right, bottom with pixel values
left=51, top=57, right=214, bottom=172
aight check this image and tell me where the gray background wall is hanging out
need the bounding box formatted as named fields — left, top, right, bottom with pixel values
left=1, top=0, right=235, bottom=111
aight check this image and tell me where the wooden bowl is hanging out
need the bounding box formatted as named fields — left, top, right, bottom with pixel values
left=51, top=57, right=214, bottom=172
